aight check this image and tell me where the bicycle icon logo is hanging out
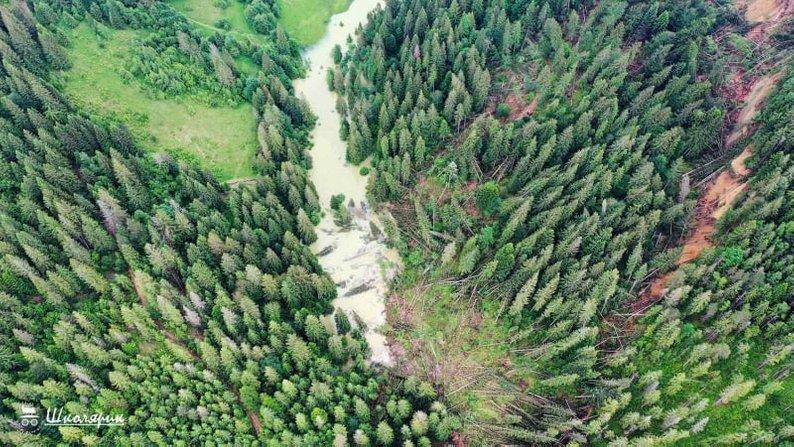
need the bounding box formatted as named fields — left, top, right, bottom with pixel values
left=19, top=407, right=39, bottom=428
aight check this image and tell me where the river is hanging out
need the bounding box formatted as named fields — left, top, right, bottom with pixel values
left=293, top=0, right=396, bottom=366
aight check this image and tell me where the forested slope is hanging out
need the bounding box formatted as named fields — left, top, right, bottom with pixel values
left=0, top=0, right=457, bottom=445
left=0, top=0, right=790, bottom=444
left=334, top=0, right=792, bottom=444
left=595, top=68, right=793, bottom=445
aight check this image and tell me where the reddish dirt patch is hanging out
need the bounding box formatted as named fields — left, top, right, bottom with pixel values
left=387, top=293, right=415, bottom=329
left=675, top=157, right=749, bottom=265
left=744, top=0, right=793, bottom=42
left=635, top=71, right=781, bottom=304
left=499, top=95, right=538, bottom=121
left=721, top=71, right=752, bottom=115
left=484, top=69, right=538, bottom=122
left=451, top=431, right=467, bottom=447
left=643, top=272, right=676, bottom=304
left=745, top=0, right=784, bottom=23
left=727, top=72, right=783, bottom=145
left=730, top=147, right=754, bottom=176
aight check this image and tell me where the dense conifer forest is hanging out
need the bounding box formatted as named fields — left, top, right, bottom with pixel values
left=333, top=0, right=792, bottom=444
left=0, top=0, right=791, bottom=445
left=0, top=0, right=455, bottom=445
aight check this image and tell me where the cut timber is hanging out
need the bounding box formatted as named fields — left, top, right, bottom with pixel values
left=317, top=243, right=336, bottom=256
left=225, top=178, right=258, bottom=188
left=344, top=281, right=375, bottom=297
left=369, top=221, right=383, bottom=239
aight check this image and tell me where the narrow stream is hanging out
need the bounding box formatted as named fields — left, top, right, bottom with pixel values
left=294, top=0, right=397, bottom=365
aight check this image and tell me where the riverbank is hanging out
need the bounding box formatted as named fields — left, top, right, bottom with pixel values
left=294, top=0, right=397, bottom=365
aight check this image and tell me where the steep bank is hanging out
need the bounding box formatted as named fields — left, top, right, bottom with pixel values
left=635, top=0, right=791, bottom=305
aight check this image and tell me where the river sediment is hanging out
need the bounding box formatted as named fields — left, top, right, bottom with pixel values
left=294, top=0, right=396, bottom=365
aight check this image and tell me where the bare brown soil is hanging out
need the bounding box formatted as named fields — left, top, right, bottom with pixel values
left=638, top=71, right=782, bottom=304
left=727, top=72, right=783, bottom=145
left=661, top=151, right=748, bottom=271
left=484, top=70, right=538, bottom=122
left=746, top=0, right=784, bottom=23
left=743, top=0, right=793, bottom=41
left=502, top=95, right=538, bottom=121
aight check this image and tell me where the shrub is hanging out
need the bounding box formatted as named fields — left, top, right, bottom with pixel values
left=720, top=246, right=744, bottom=268
left=495, top=102, right=511, bottom=118
left=475, top=181, right=501, bottom=216
left=213, top=18, right=231, bottom=30
left=330, top=193, right=345, bottom=211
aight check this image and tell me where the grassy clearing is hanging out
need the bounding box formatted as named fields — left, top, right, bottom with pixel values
left=169, top=0, right=254, bottom=35
left=234, top=55, right=260, bottom=77
left=60, top=24, right=258, bottom=181
left=386, top=274, right=533, bottom=444
left=277, top=0, right=352, bottom=46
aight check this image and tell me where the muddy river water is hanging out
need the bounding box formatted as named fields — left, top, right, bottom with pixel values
left=293, top=0, right=396, bottom=365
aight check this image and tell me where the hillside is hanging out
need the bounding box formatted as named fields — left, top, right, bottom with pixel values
left=334, top=0, right=793, bottom=444
left=0, top=0, right=791, bottom=445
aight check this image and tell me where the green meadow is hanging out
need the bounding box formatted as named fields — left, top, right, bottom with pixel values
left=57, top=0, right=354, bottom=180
left=277, top=0, right=352, bottom=45
left=169, top=0, right=255, bottom=36
left=60, top=25, right=258, bottom=181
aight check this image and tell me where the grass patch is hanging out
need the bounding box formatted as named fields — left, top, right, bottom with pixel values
left=60, top=24, right=258, bottom=182
left=277, top=0, right=352, bottom=46
left=169, top=0, right=254, bottom=35
left=234, top=55, right=260, bottom=77
left=386, top=274, right=533, bottom=445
